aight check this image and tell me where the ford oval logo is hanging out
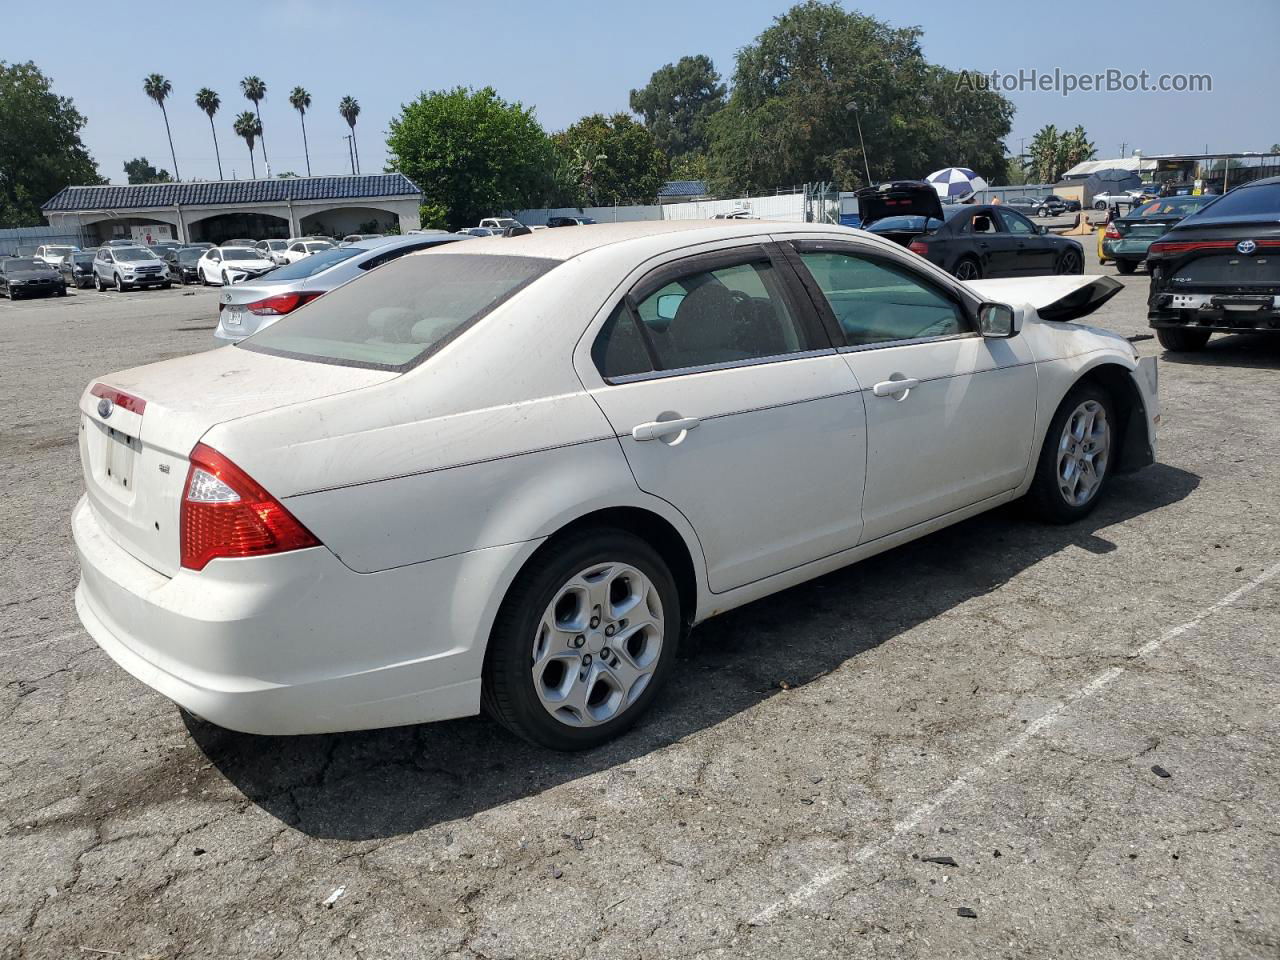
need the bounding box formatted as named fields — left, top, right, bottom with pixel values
left=1237, top=239, right=1258, bottom=255
left=97, top=397, right=114, bottom=419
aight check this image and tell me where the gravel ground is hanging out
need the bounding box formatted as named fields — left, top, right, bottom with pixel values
left=1, top=255, right=1278, bottom=960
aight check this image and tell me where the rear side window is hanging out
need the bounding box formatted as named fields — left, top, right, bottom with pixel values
left=242, top=253, right=556, bottom=370
left=797, top=252, right=966, bottom=347
left=593, top=259, right=812, bottom=379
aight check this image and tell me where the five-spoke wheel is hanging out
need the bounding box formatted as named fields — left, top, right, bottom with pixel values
left=1029, top=382, right=1116, bottom=522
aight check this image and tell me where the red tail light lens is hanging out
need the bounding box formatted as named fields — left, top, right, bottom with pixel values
left=1148, top=239, right=1279, bottom=255
left=908, top=240, right=929, bottom=255
left=245, top=291, right=324, bottom=316
left=180, top=443, right=319, bottom=570
left=1104, top=225, right=1121, bottom=239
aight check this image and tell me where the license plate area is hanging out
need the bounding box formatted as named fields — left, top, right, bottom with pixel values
left=223, top=305, right=244, bottom=326
left=96, top=421, right=140, bottom=496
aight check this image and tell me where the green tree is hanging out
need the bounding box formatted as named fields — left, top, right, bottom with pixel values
left=629, top=54, right=726, bottom=159
left=339, top=96, right=361, bottom=174
left=1059, top=125, right=1097, bottom=172
left=240, top=76, right=268, bottom=175
left=123, top=157, right=172, bottom=184
left=706, top=1, right=1013, bottom=193
left=386, top=86, right=558, bottom=230
left=552, top=113, right=669, bottom=205
left=1028, top=124, right=1060, bottom=184
left=0, top=61, right=102, bottom=226
left=289, top=86, right=312, bottom=176
left=143, top=73, right=179, bottom=182
left=195, top=87, right=223, bottom=179
left=232, top=110, right=262, bottom=178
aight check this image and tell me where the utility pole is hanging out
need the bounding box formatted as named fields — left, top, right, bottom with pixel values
left=845, top=101, right=872, bottom=187
left=1119, top=142, right=1126, bottom=158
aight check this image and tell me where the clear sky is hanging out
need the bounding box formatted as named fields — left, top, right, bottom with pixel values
left=7, top=0, right=1276, bottom=185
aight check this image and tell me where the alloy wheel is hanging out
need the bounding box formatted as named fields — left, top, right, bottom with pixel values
left=531, top=562, right=665, bottom=728
left=955, top=259, right=980, bottom=281
left=1057, top=400, right=1110, bottom=506
left=1058, top=251, right=1081, bottom=274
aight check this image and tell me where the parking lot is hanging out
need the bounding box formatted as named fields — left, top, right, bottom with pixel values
left=2, top=255, right=1278, bottom=959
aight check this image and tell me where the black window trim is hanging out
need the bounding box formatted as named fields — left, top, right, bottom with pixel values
left=781, top=239, right=981, bottom=351
left=592, top=241, right=837, bottom=385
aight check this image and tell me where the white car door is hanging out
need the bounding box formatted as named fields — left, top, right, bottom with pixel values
left=579, top=244, right=867, bottom=593
left=784, top=239, right=1038, bottom=543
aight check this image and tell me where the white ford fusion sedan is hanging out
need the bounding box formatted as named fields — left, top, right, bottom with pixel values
left=73, top=221, right=1158, bottom=750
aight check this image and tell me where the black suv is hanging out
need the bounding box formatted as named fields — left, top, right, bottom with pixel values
left=1146, top=176, right=1280, bottom=351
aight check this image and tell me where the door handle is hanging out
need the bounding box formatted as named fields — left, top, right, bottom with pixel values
left=632, top=417, right=701, bottom=441
left=872, top=377, right=921, bottom=398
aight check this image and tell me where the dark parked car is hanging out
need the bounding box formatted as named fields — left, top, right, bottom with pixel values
left=164, top=246, right=204, bottom=284
left=1044, top=194, right=1081, bottom=212
left=60, top=252, right=98, bottom=288
left=1147, top=175, right=1280, bottom=351
left=0, top=257, right=65, bottom=299
left=858, top=180, right=1084, bottom=280
left=547, top=216, right=598, bottom=227
left=1005, top=195, right=1065, bottom=218
left=1103, top=195, right=1216, bottom=274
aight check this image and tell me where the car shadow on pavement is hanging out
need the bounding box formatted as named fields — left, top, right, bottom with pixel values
left=1160, top=333, right=1280, bottom=368
left=187, top=463, right=1200, bottom=841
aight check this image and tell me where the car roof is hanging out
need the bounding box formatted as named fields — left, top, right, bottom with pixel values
left=436, top=219, right=896, bottom=262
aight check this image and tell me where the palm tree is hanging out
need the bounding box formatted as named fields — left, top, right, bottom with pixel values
left=338, top=96, right=361, bottom=174
left=289, top=86, right=312, bottom=176
left=1029, top=124, right=1060, bottom=184
left=240, top=76, right=269, bottom=176
left=1060, top=125, right=1097, bottom=171
left=195, top=88, right=223, bottom=179
left=143, top=74, right=180, bottom=182
left=233, top=111, right=262, bottom=179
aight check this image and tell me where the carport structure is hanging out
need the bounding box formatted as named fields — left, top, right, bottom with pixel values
left=41, top=174, right=424, bottom=245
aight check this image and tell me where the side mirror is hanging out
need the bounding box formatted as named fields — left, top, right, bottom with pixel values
left=1038, top=224, right=1050, bottom=235
left=655, top=293, right=685, bottom=321
left=977, top=301, right=1019, bottom=338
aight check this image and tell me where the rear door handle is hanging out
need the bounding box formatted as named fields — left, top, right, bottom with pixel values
left=872, top=378, right=921, bottom=398
left=632, top=417, right=701, bottom=441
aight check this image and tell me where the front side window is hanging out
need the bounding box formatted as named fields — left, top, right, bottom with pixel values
left=242, top=253, right=556, bottom=370
left=996, top=209, right=1036, bottom=234
left=593, top=258, right=812, bottom=379
left=796, top=251, right=967, bottom=347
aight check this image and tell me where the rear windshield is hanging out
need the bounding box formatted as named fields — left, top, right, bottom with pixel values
left=867, top=215, right=943, bottom=232
left=241, top=253, right=557, bottom=370
left=1182, top=183, right=1280, bottom=221
left=222, top=249, right=261, bottom=261
left=265, top=246, right=362, bottom=279
left=1133, top=196, right=1212, bottom=218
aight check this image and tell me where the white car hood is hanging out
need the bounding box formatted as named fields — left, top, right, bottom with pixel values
left=964, top=275, right=1122, bottom=323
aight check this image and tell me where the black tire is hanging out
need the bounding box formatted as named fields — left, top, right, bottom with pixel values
left=1057, top=249, right=1083, bottom=275
left=114, top=273, right=127, bottom=292
left=482, top=528, right=681, bottom=751
left=161, top=281, right=171, bottom=290
left=94, top=273, right=104, bottom=292
left=953, top=256, right=982, bottom=281
left=1093, top=200, right=1107, bottom=210
left=1028, top=381, right=1117, bottom=524
left=221, top=271, right=230, bottom=286
left=56, top=286, right=66, bottom=297
left=200, top=268, right=210, bottom=286
left=1115, top=259, right=1137, bottom=275
left=1156, top=327, right=1211, bottom=352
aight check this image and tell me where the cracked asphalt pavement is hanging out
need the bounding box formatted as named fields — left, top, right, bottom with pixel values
left=1, top=259, right=1278, bottom=959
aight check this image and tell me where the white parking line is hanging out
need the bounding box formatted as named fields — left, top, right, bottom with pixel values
left=748, top=560, right=1280, bottom=926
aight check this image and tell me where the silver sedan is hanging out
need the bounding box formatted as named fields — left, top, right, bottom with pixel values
left=213, top=234, right=464, bottom=343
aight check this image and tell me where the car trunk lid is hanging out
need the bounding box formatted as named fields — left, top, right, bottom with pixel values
left=964, top=275, right=1124, bottom=322
left=78, top=347, right=397, bottom=577
left=856, top=180, right=945, bottom=227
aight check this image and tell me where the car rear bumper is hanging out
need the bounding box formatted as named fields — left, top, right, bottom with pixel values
left=72, top=494, right=525, bottom=734
left=1102, top=239, right=1151, bottom=259
left=1149, top=290, right=1280, bottom=332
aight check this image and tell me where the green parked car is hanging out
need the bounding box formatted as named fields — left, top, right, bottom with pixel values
left=1102, top=195, right=1215, bottom=274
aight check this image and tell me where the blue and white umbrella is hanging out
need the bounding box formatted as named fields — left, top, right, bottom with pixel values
left=926, top=167, right=989, bottom=200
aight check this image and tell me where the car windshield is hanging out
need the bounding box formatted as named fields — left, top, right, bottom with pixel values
left=222, top=249, right=261, bottom=261
left=73, top=254, right=95, bottom=265
left=1133, top=197, right=1213, bottom=218
left=263, top=246, right=362, bottom=280
left=6, top=258, right=43, bottom=270
left=177, top=249, right=202, bottom=262
left=1183, top=183, right=1280, bottom=220
left=304, top=242, right=334, bottom=252
left=116, top=248, right=159, bottom=262
left=47, top=246, right=75, bottom=256
left=242, top=254, right=556, bottom=370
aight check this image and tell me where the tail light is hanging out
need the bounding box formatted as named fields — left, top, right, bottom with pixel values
left=908, top=240, right=929, bottom=255
left=244, top=291, right=324, bottom=316
left=1148, top=239, right=1280, bottom=255
left=1104, top=224, right=1121, bottom=239
left=180, top=443, right=319, bottom=570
